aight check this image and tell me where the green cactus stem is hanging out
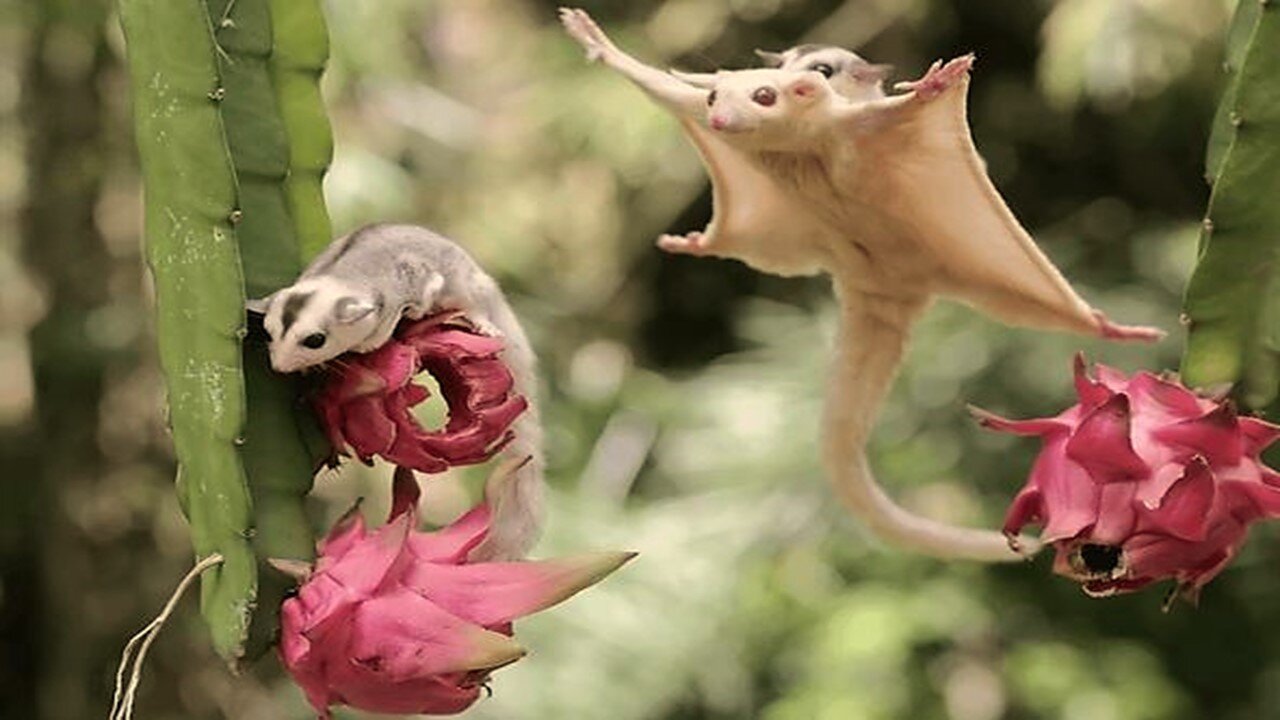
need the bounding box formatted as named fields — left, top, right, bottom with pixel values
left=1182, top=0, right=1280, bottom=410
left=120, top=0, right=334, bottom=663
left=205, top=0, right=333, bottom=659
left=1204, top=0, right=1262, bottom=186
left=117, top=0, right=257, bottom=662
left=268, top=0, right=334, bottom=261
left=207, top=0, right=303, bottom=296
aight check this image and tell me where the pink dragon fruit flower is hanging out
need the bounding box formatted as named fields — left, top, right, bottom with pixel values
left=974, top=354, right=1280, bottom=604
left=278, top=466, right=635, bottom=718
left=315, top=311, right=527, bottom=473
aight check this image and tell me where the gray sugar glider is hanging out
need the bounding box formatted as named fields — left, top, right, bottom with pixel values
left=249, top=223, right=543, bottom=561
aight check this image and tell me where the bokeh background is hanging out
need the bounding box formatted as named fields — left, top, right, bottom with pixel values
left=2, top=0, right=1273, bottom=718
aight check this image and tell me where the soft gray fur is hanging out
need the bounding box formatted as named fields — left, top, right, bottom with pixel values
left=302, top=223, right=508, bottom=340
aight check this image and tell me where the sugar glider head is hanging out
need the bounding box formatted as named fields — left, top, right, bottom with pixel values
left=698, top=69, right=832, bottom=148
left=757, top=45, right=892, bottom=103
left=248, top=278, right=383, bottom=373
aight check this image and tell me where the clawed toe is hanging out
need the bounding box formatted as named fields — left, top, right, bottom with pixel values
left=1093, top=311, right=1165, bottom=343
left=559, top=7, right=607, bottom=61
left=474, top=319, right=504, bottom=338
left=897, top=54, right=974, bottom=98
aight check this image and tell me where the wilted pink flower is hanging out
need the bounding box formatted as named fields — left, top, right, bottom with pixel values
left=975, top=355, right=1280, bottom=603
left=316, top=312, right=527, bottom=473
left=279, top=467, right=635, bottom=718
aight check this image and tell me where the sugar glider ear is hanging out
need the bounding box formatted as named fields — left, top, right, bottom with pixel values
left=333, top=296, right=378, bottom=324
left=754, top=49, right=786, bottom=68
left=850, top=62, right=894, bottom=83
left=670, top=69, right=718, bottom=89
left=246, top=294, right=274, bottom=316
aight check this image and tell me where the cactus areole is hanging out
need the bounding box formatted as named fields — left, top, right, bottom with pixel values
left=976, top=356, right=1280, bottom=604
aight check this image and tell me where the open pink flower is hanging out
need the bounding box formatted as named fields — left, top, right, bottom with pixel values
left=279, top=467, right=635, bottom=718
left=316, top=312, right=527, bottom=473
left=975, top=355, right=1280, bottom=603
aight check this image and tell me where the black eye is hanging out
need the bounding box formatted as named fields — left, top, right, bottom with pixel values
left=301, top=332, right=326, bottom=350
left=707, top=90, right=717, bottom=106
left=810, top=62, right=835, bottom=78
left=751, top=87, right=777, bottom=106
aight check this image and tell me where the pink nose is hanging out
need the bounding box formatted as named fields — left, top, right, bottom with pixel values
left=710, top=114, right=730, bottom=131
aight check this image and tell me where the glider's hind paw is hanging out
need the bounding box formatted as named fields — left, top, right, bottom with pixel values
left=657, top=231, right=710, bottom=256
left=895, top=54, right=975, bottom=99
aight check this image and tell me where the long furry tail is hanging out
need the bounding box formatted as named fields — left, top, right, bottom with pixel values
left=467, top=292, right=546, bottom=561
left=824, top=290, right=1036, bottom=562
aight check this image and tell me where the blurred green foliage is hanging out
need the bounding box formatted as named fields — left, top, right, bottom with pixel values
left=4, top=1, right=1280, bottom=719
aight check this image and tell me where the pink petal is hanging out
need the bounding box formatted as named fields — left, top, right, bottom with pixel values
left=313, top=311, right=528, bottom=476
left=302, top=512, right=414, bottom=629
left=344, top=587, right=525, bottom=680
left=279, top=599, right=337, bottom=716
left=323, top=364, right=386, bottom=404
left=323, top=343, right=417, bottom=403
left=1152, top=402, right=1244, bottom=466
left=1124, top=371, right=1205, bottom=417
left=411, top=329, right=507, bottom=359
left=1065, top=394, right=1150, bottom=483
left=341, top=396, right=397, bottom=458
left=417, top=400, right=527, bottom=463
left=1138, top=457, right=1214, bottom=541
left=1093, top=363, right=1130, bottom=391
left=279, top=597, right=314, bottom=668
left=460, top=358, right=518, bottom=399
left=1132, top=463, right=1190, bottom=516
left=1240, top=416, right=1280, bottom=455
left=970, top=406, right=1065, bottom=436
left=1123, top=522, right=1245, bottom=589
left=1222, top=480, right=1280, bottom=522
left=1002, top=486, right=1044, bottom=536
left=360, top=342, right=420, bottom=391
left=1073, top=354, right=1113, bottom=409
left=389, top=467, right=422, bottom=522
left=1091, top=482, right=1138, bottom=544
left=318, top=504, right=368, bottom=563
left=399, top=382, right=431, bottom=407
left=1034, top=438, right=1101, bottom=541
left=329, top=673, right=482, bottom=716
left=402, top=552, right=637, bottom=627
left=385, top=426, right=452, bottom=474
left=317, top=396, right=350, bottom=453
left=409, top=504, right=493, bottom=564
left=398, top=314, right=472, bottom=342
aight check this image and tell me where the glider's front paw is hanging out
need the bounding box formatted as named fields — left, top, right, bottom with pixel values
left=559, top=7, right=614, bottom=63
left=894, top=54, right=974, bottom=99
left=473, top=317, right=504, bottom=339
left=657, top=231, right=710, bottom=256
left=1093, top=310, right=1165, bottom=343
left=1004, top=533, right=1042, bottom=560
